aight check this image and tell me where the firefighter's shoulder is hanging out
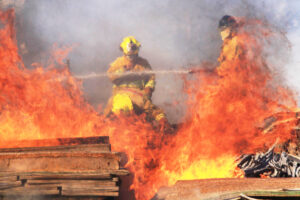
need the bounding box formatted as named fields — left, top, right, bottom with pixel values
left=109, top=56, right=127, bottom=68
left=136, top=56, right=151, bottom=68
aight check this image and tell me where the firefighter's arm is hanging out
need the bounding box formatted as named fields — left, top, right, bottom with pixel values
left=107, top=59, right=127, bottom=84
left=144, top=62, right=156, bottom=97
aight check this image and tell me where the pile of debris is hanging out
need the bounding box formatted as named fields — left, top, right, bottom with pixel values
left=0, top=136, right=129, bottom=199
left=237, top=147, right=300, bottom=178
left=237, top=111, right=300, bottom=178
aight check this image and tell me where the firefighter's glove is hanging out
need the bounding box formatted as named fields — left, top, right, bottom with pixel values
left=144, top=87, right=153, bottom=98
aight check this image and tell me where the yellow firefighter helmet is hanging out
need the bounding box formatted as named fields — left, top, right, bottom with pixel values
left=120, top=36, right=141, bottom=55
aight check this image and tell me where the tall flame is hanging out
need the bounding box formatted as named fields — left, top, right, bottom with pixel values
left=0, top=9, right=298, bottom=200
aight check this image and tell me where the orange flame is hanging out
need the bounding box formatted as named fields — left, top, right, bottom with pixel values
left=0, top=10, right=298, bottom=200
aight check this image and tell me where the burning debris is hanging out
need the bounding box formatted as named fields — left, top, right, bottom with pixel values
left=237, top=111, right=300, bottom=178
left=238, top=147, right=300, bottom=178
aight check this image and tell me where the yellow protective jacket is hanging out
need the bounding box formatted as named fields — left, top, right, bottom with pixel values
left=107, top=55, right=155, bottom=91
left=217, top=34, right=246, bottom=76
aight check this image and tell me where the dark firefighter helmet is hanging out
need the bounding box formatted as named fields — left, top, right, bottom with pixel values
left=218, top=15, right=238, bottom=31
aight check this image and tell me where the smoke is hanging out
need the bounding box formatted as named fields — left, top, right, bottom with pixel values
left=10, top=0, right=299, bottom=122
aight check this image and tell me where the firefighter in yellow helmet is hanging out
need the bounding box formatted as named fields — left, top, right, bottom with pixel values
left=104, top=36, right=172, bottom=133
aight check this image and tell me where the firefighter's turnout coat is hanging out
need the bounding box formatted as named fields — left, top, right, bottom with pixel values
left=104, top=55, right=165, bottom=122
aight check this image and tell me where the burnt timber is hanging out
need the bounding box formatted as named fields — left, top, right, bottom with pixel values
left=0, top=136, right=129, bottom=199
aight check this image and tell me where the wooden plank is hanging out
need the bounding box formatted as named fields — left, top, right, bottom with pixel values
left=156, top=178, right=300, bottom=200
left=20, top=174, right=112, bottom=180
left=0, top=170, right=128, bottom=178
left=245, top=190, right=300, bottom=197
left=0, top=152, right=120, bottom=172
left=26, top=179, right=116, bottom=187
left=61, top=189, right=118, bottom=197
left=2, top=170, right=127, bottom=180
left=22, top=172, right=125, bottom=180
left=2, top=136, right=110, bottom=148
left=0, top=176, right=18, bottom=182
left=0, top=151, right=120, bottom=159
left=56, top=136, right=109, bottom=145
left=0, top=187, right=60, bottom=196
left=0, top=144, right=111, bottom=153
left=61, top=185, right=119, bottom=191
left=23, top=169, right=128, bottom=178
left=0, top=181, right=22, bottom=189
left=109, top=169, right=130, bottom=176
left=17, top=172, right=112, bottom=180
left=24, top=184, right=61, bottom=190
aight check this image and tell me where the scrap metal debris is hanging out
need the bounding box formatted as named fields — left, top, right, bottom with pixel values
left=237, top=144, right=300, bottom=177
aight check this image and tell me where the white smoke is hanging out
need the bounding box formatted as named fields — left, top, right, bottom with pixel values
left=12, top=0, right=300, bottom=122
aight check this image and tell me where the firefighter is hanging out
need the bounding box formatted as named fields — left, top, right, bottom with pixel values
left=217, top=15, right=269, bottom=76
left=104, top=36, right=172, bottom=133
left=217, top=15, right=243, bottom=75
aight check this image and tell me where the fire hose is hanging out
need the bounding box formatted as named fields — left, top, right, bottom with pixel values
left=73, top=68, right=215, bottom=80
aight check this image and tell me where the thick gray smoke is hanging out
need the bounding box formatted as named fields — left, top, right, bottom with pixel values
left=7, top=0, right=298, bottom=122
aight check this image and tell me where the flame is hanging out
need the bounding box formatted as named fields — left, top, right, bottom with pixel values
left=166, top=155, right=238, bottom=184
left=0, top=9, right=298, bottom=200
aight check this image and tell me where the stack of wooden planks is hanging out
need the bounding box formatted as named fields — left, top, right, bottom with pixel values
left=0, top=136, right=129, bottom=199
